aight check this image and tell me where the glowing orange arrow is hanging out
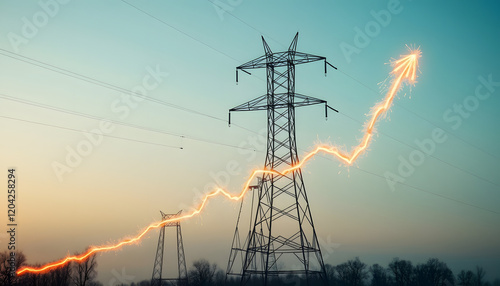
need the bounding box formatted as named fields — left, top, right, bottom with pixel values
left=17, top=47, right=420, bottom=276
left=306, top=46, right=421, bottom=165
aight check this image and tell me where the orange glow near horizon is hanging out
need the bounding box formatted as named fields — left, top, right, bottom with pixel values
left=17, top=47, right=421, bottom=276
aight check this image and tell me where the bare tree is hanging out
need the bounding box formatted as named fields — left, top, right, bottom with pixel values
left=72, top=253, right=98, bottom=286
left=335, top=261, right=351, bottom=285
left=213, top=269, right=226, bottom=286
left=335, top=257, right=368, bottom=286
left=12, top=263, right=72, bottom=286
left=414, top=258, right=454, bottom=286
left=370, top=263, right=389, bottom=286
left=0, top=250, right=27, bottom=286
left=16, top=263, right=54, bottom=286
left=188, top=259, right=218, bottom=286
left=457, top=270, right=475, bottom=286
left=388, top=258, right=414, bottom=286
left=474, top=266, right=485, bottom=286
left=324, top=263, right=336, bottom=285
left=49, top=262, right=72, bottom=286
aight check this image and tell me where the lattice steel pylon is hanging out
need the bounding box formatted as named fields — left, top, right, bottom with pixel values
left=226, top=33, right=337, bottom=285
left=151, top=210, right=188, bottom=286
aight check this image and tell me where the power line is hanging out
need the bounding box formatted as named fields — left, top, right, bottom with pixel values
left=207, top=0, right=499, bottom=162
left=0, top=115, right=182, bottom=149
left=0, top=48, right=256, bottom=135
left=177, top=4, right=500, bottom=213
left=119, top=1, right=499, bottom=169
left=0, top=93, right=256, bottom=151
left=347, top=162, right=500, bottom=215
left=121, top=0, right=240, bottom=62
left=337, top=111, right=500, bottom=188
left=207, top=0, right=287, bottom=50
left=202, top=0, right=499, bottom=161
left=1, top=4, right=495, bottom=215
left=335, top=68, right=500, bottom=161
left=0, top=49, right=221, bottom=122
left=2, top=93, right=496, bottom=215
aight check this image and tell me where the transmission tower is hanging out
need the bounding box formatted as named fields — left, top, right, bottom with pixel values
left=226, top=33, right=337, bottom=285
left=151, top=210, right=188, bottom=286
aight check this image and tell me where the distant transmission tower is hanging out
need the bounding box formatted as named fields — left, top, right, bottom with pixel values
left=151, top=210, right=188, bottom=286
left=226, top=33, right=337, bottom=285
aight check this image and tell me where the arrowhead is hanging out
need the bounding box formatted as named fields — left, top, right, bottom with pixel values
left=392, top=47, right=421, bottom=84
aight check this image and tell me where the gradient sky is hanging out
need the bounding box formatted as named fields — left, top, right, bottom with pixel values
left=1, top=1, right=499, bottom=284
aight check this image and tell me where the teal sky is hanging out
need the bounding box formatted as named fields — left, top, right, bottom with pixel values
left=1, top=1, right=499, bottom=284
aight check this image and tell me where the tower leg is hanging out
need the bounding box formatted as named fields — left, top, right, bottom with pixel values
left=151, top=223, right=166, bottom=286
left=177, top=224, right=188, bottom=286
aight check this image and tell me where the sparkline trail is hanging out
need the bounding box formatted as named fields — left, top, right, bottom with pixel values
left=17, top=47, right=421, bottom=276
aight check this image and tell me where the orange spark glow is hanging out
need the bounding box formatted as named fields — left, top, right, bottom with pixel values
left=17, top=47, right=421, bottom=276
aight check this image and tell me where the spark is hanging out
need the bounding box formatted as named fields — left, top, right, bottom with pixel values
left=304, top=46, right=421, bottom=165
left=17, top=47, right=421, bottom=276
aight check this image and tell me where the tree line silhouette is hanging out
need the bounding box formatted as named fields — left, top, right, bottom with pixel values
left=1, top=250, right=98, bottom=286
left=1, top=251, right=498, bottom=286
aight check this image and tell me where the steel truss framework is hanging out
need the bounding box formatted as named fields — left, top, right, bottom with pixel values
left=227, top=33, right=336, bottom=285
left=151, top=211, right=188, bottom=286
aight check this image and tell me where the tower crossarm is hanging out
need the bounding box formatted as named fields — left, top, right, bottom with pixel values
left=161, top=210, right=182, bottom=227
left=235, top=32, right=337, bottom=83
left=229, top=93, right=334, bottom=125
left=236, top=52, right=325, bottom=71
left=229, top=93, right=326, bottom=112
